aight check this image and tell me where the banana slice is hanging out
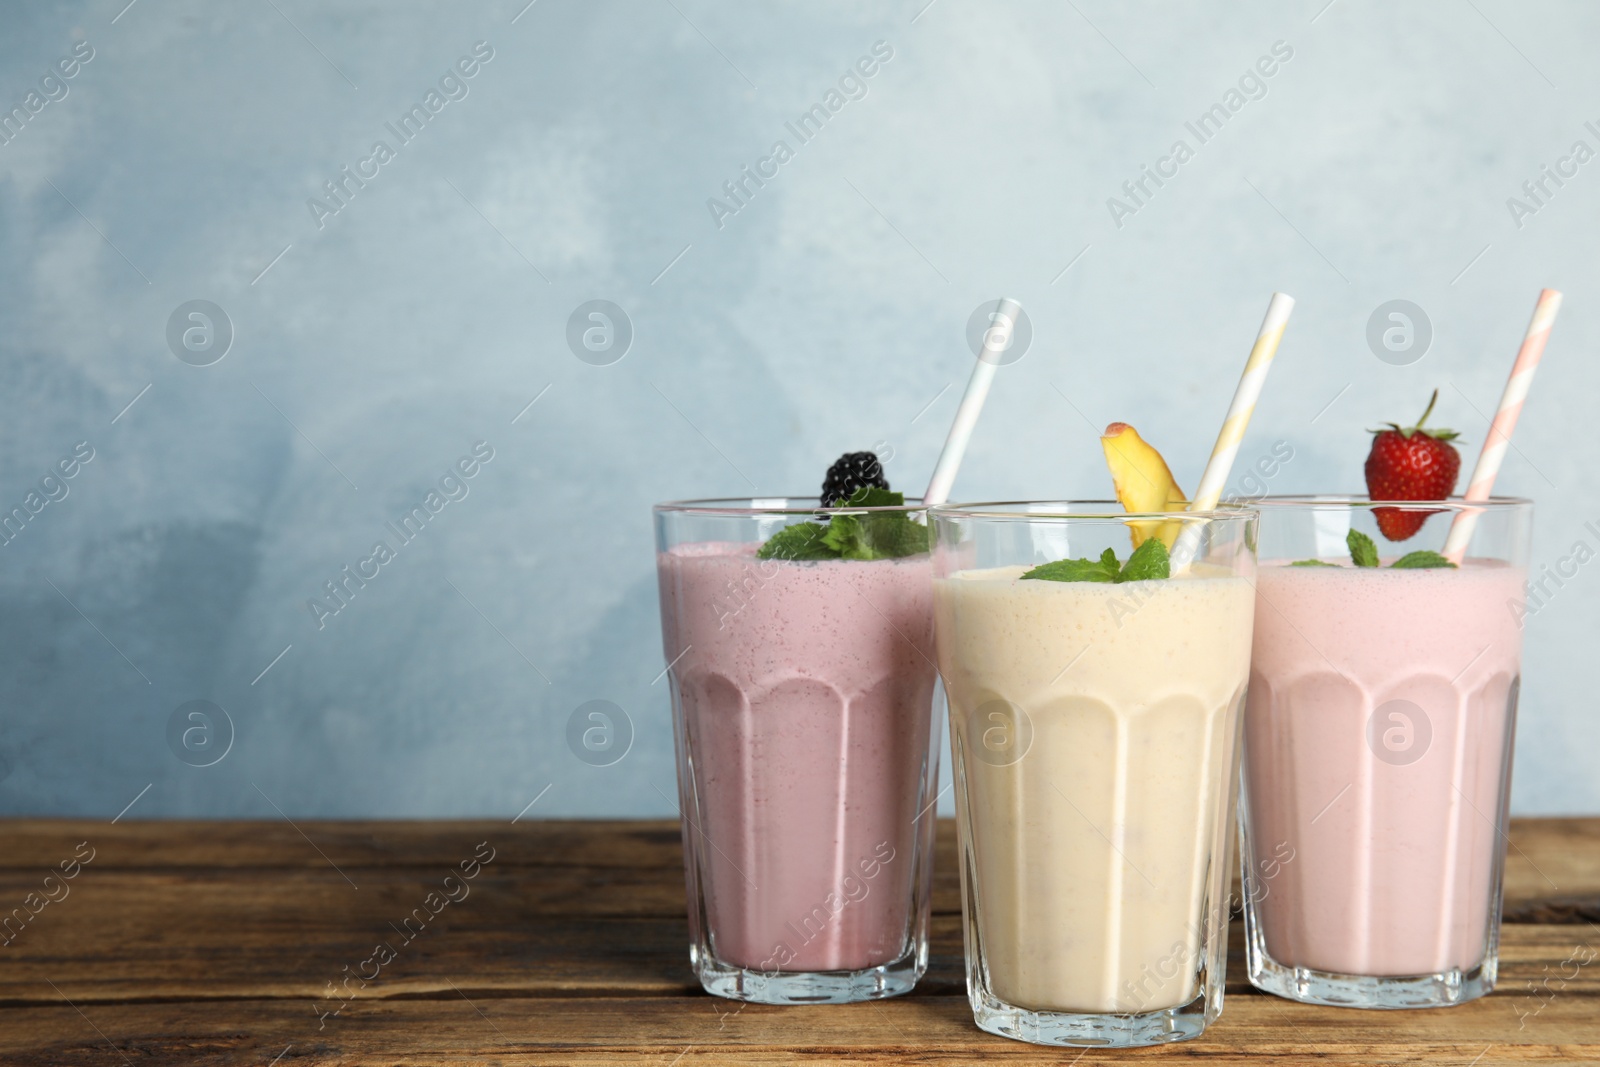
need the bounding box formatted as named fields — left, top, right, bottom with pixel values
left=1101, top=423, right=1187, bottom=549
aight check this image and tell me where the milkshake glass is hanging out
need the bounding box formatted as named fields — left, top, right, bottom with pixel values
left=1240, top=496, right=1531, bottom=1008
left=930, top=502, right=1257, bottom=1047
left=654, top=497, right=941, bottom=1004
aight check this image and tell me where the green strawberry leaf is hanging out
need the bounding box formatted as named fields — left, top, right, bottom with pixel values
left=1347, top=529, right=1380, bottom=568
left=1118, top=537, right=1170, bottom=582
left=1022, top=547, right=1119, bottom=583
left=1390, top=550, right=1458, bottom=569
left=1290, top=559, right=1337, bottom=567
left=757, top=521, right=837, bottom=561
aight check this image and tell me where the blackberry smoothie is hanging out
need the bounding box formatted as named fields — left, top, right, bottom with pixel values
left=655, top=477, right=941, bottom=1003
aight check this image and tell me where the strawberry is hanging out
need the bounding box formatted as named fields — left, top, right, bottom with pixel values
left=1364, top=389, right=1461, bottom=542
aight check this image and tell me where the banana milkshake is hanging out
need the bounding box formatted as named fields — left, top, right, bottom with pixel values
left=938, top=564, right=1253, bottom=1013
left=930, top=500, right=1258, bottom=1045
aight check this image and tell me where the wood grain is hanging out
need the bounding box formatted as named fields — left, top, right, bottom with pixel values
left=3, top=818, right=1592, bottom=917
left=0, top=876, right=1595, bottom=1006
left=0, top=994, right=1595, bottom=1066
left=0, top=818, right=1593, bottom=1064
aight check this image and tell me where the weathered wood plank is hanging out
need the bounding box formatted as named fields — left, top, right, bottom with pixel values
left=1502, top=818, right=1600, bottom=922
left=1, top=819, right=1593, bottom=921
left=0, top=857, right=1592, bottom=1006
left=0, top=819, right=1594, bottom=1063
left=0, top=991, right=1593, bottom=1066
left=0, top=820, right=688, bottom=870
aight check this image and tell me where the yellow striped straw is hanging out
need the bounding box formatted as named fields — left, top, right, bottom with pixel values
left=1170, top=291, right=1295, bottom=572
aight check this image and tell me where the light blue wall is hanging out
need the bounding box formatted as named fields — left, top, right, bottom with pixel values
left=1, top=0, right=1595, bottom=818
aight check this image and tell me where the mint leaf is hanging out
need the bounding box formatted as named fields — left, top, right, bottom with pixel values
left=1118, top=538, right=1170, bottom=582
left=1021, top=554, right=1118, bottom=583
left=864, top=511, right=931, bottom=558
left=1290, top=559, right=1337, bottom=567
left=1391, top=550, right=1458, bottom=569
left=1024, top=544, right=1176, bottom=584
left=843, top=486, right=928, bottom=559
left=818, top=513, right=860, bottom=558
left=819, top=512, right=883, bottom=560
left=758, top=521, right=838, bottom=561
left=840, top=485, right=903, bottom=509
left=1024, top=547, right=1172, bottom=584
left=1347, top=529, right=1380, bottom=568
left=808, top=485, right=930, bottom=561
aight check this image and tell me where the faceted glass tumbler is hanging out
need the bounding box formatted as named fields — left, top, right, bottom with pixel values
left=1240, top=496, right=1532, bottom=1009
left=929, top=501, right=1259, bottom=1046
left=654, top=497, right=943, bottom=1004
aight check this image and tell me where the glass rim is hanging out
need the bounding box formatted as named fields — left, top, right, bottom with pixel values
left=925, top=499, right=1257, bottom=522
left=1245, top=494, right=1532, bottom=512
left=654, top=495, right=927, bottom=516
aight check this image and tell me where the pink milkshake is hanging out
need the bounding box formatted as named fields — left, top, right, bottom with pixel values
left=1240, top=497, right=1531, bottom=1008
left=655, top=489, right=941, bottom=1003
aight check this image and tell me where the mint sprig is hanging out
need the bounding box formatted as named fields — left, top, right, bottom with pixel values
left=756, top=486, right=929, bottom=562
left=1391, top=550, right=1457, bottom=569
left=835, top=486, right=902, bottom=509
left=1287, top=537, right=1460, bottom=570
left=1118, top=537, right=1171, bottom=581
left=1022, top=548, right=1119, bottom=583
left=1347, top=529, right=1380, bottom=568
left=1022, top=538, right=1171, bottom=584
left=756, top=522, right=835, bottom=561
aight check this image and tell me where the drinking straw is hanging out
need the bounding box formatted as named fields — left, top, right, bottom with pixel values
left=924, top=297, right=1023, bottom=507
left=1440, top=288, right=1562, bottom=562
left=1169, top=292, right=1295, bottom=572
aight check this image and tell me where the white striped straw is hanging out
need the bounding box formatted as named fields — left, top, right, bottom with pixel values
left=1170, top=292, right=1295, bottom=572
left=924, top=298, right=1022, bottom=507
left=1441, top=288, right=1562, bottom=562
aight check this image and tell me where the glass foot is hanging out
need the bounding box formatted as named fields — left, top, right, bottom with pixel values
left=1247, top=937, right=1495, bottom=1009
left=693, top=946, right=925, bottom=1005
left=969, top=984, right=1215, bottom=1048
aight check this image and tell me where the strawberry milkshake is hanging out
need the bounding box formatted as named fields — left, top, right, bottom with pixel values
left=1239, top=497, right=1532, bottom=1008
left=655, top=458, right=942, bottom=1004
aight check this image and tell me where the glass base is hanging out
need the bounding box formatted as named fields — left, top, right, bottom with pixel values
left=1248, top=942, right=1496, bottom=1009
left=693, top=946, right=924, bottom=1005
left=970, top=985, right=1214, bottom=1048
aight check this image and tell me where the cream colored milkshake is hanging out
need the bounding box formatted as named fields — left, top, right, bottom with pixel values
left=936, top=565, right=1254, bottom=1014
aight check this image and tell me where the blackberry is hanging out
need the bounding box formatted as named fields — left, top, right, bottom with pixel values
left=820, top=451, right=889, bottom=508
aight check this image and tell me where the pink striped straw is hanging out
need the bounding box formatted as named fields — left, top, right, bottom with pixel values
left=1441, top=288, right=1562, bottom=561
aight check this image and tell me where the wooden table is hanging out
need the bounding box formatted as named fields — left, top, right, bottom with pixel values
left=1, top=818, right=1596, bottom=1064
